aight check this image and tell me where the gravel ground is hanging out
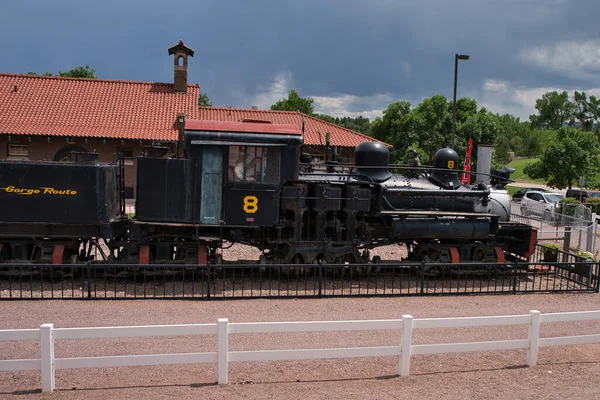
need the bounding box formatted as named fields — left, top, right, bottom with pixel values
left=0, top=293, right=599, bottom=399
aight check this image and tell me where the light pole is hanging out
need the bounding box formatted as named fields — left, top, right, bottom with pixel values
left=452, top=54, right=470, bottom=149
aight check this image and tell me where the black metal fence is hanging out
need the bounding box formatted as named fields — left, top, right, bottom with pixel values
left=0, top=245, right=598, bottom=300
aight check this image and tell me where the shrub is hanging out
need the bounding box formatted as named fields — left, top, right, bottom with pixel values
left=556, top=197, right=581, bottom=215
left=583, top=197, right=600, bottom=215
left=572, top=248, right=598, bottom=261
left=541, top=243, right=561, bottom=261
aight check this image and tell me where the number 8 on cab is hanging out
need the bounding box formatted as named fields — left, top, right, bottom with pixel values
left=243, top=196, right=258, bottom=213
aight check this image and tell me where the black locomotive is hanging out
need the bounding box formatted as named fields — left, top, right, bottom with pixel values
left=0, top=119, right=536, bottom=268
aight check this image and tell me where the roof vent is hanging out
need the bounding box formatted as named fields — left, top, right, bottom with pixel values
left=240, top=118, right=272, bottom=124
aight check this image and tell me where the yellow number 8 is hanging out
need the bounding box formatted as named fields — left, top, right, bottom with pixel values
left=243, top=196, right=258, bottom=213
left=447, top=160, right=455, bottom=169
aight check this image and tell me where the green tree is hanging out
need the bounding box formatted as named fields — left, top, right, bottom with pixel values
left=529, top=91, right=576, bottom=130
left=337, top=116, right=371, bottom=136
left=58, top=64, right=96, bottom=78
left=370, top=101, right=414, bottom=159
left=493, top=114, right=548, bottom=160
left=573, top=91, right=600, bottom=131
left=493, top=134, right=512, bottom=166
left=457, top=107, right=498, bottom=147
left=314, top=114, right=372, bottom=135
left=198, top=92, right=212, bottom=106
left=370, top=96, right=498, bottom=164
left=270, top=89, right=314, bottom=115
left=27, top=65, right=96, bottom=78
left=523, top=127, right=600, bottom=189
left=27, top=71, right=52, bottom=76
left=313, top=113, right=337, bottom=124
left=411, top=95, right=452, bottom=162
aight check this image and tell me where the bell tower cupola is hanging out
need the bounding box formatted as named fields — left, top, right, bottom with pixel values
left=167, top=40, right=195, bottom=93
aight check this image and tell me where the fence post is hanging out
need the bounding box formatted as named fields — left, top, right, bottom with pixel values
left=591, top=213, right=598, bottom=254
left=526, top=310, right=541, bottom=367
left=207, top=266, right=213, bottom=299
left=399, top=315, right=413, bottom=376
left=318, top=261, right=323, bottom=298
left=512, top=263, right=519, bottom=294
left=419, top=262, right=426, bottom=294
left=586, top=223, right=594, bottom=253
left=86, top=262, right=92, bottom=299
left=40, top=323, right=55, bottom=392
left=218, top=318, right=229, bottom=385
left=563, top=227, right=571, bottom=262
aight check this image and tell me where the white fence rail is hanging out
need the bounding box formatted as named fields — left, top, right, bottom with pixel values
left=1, top=310, right=600, bottom=392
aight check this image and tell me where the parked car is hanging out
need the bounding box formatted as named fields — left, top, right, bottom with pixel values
left=565, top=188, right=600, bottom=202
left=512, top=187, right=550, bottom=203
left=520, top=191, right=565, bottom=220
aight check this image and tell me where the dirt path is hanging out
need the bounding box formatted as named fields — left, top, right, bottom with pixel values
left=0, top=293, right=599, bottom=399
left=509, top=181, right=567, bottom=194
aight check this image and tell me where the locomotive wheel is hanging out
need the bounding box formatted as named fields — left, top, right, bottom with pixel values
left=212, top=253, right=224, bottom=279
left=331, top=254, right=359, bottom=279
left=471, top=246, right=486, bottom=262
left=258, top=254, right=268, bottom=274
left=0, top=245, right=14, bottom=276
left=0, top=244, right=8, bottom=262
left=287, top=254, right=307, bottom=279
left=368, top=255, right=383, bottom=274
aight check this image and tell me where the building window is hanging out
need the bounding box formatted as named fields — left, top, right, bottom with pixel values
left=228, top=145, right=280, bottom=184
left=117, top=147, right=134, bottom=166
left=8, top=144, right=29, bottom=158
left=53, top=144, right=89, bottom=162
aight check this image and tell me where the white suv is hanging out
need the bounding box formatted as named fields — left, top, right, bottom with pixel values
left=520, top=191, right=564, bottom=220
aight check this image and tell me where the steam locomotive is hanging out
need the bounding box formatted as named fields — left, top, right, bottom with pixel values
left=0, top=119, right=536, bottom=268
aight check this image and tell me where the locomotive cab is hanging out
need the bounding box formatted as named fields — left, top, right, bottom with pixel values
left=183, top=120, right=303, bottom=226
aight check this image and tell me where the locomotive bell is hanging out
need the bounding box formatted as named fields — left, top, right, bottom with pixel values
left=354, top=141, right=391, bottom=182
left=429, top=148, right=460, bottom=189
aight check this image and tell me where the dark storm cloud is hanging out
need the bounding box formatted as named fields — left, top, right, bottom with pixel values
left=1, top=0, right=600, bottom=118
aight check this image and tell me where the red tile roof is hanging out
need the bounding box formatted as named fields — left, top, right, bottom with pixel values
left=0, top=73, right=199, bottom=141
left=197, top=107, right=388, bottom=148
left=0, top=73, right=387, bottom=148
left=185, top=119, right=302, bottom=135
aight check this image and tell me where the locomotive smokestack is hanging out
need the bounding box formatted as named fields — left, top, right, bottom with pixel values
left=476, top=144, right=493, bottom=185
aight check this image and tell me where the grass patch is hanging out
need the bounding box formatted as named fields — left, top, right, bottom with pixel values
left=507, top=158, right=546, bottom=184
left=505, top=185, right=522, bottom=196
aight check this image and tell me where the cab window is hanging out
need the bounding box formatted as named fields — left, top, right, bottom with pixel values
left=228, top=145, right=280, bottom=184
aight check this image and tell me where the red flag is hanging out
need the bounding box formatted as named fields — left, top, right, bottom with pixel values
left=461, top=138, right=473, bottom=185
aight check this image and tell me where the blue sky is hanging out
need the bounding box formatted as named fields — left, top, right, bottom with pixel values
left=2, top=0, right=599, bottom=120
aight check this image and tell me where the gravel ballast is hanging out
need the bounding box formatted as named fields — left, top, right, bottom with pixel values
left=0, top=293, right=599, bottom=399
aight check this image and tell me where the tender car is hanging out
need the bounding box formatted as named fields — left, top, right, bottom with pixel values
left=511, top=187, right=550, bottom=203
left=520, top=191, right=565, bottom=220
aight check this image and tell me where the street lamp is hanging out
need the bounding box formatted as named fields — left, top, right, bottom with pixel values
left=452, top=53, right=470, bottom=149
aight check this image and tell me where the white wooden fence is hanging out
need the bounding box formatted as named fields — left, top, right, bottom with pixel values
left=1, top=310, right=600, bottom=393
